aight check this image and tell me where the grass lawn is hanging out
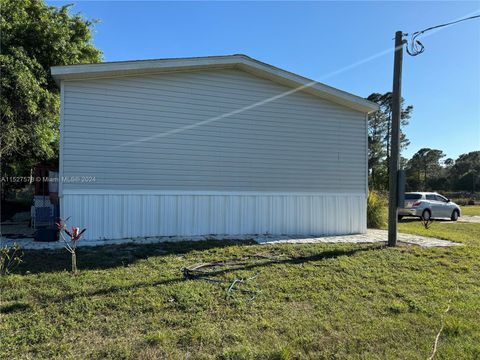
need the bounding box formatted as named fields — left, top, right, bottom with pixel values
left=461, top=205, right=480, bottom=216
left=1, top=223, right=479, bottom=359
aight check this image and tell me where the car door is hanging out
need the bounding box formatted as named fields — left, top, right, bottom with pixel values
left=435, top=195, right=452, bottom=217
left=425, top=194, right=440, bottom=217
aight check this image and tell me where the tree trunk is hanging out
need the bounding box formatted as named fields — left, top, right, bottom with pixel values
left=71, top=252, right=77, bottom=274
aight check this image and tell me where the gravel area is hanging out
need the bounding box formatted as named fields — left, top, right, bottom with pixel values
left=0, top=229, right=460, bottom=250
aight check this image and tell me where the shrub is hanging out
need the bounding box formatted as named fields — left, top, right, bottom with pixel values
left=453, top=198, right=469, bottom=206
left=0, top=243, right=23, bottom=275
left=367, top=191, right=387, bottom=229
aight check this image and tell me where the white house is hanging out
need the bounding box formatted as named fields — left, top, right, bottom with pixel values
left=51, top=55, right=378, bottom=241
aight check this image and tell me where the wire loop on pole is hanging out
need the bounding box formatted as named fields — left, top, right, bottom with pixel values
left=405, top=14, right=480, bottom=56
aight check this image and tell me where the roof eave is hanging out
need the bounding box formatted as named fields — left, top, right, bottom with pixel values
left=50, top=55, right=240, bottom=84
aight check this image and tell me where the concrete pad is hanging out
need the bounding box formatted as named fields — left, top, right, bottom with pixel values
left=0, top=229, right=460, bottom=250
left=257, top=229, right=460, bottom=248
left=457, top=215, right=480, bottom=223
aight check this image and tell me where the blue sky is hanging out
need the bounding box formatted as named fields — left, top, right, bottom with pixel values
left=48, top=1, right=480, bottom=160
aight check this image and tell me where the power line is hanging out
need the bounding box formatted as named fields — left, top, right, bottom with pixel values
left=406, top=14, right=480, bottom=56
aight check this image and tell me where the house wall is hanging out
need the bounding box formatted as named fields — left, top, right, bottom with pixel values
left=62, top=191, right=366, bottom=240
left=60, top=68, right=368, bottom=240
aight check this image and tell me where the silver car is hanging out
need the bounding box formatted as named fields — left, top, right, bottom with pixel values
left=398, top=192, right=461, bottom=221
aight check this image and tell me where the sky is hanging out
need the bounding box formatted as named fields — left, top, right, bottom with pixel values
left=47, top=0, right=480, bottom=160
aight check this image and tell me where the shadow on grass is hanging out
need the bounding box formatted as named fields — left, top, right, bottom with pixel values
left=0, top=302, right=31, bottom=314
left=32, top=244, right=382, bottom=306
left=185, top=246, right=381, bottom=278
left=399, top=217, right=452, bottom=223
left=14, top=239, right=257, bottom=275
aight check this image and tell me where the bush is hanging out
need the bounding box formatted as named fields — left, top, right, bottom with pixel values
left=367, top=191, right=387, bottom=229
left=0, top=244, right=23, bottom=275
left=453, top=198, right=470, bottom=206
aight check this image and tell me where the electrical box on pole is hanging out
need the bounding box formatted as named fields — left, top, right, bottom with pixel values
left=397, top=170, right=406, bottom=209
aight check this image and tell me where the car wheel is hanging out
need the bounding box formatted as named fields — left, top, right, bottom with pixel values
left=421, top=209, right=431, bottom=221
left=398, top=215, right=404, bottom=221
left=450, top=210, right=459, bottom=221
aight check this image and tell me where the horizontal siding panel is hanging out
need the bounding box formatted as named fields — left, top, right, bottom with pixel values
left=62, top=68, right=367, bottom=192
left=63, top=160, right=364, bottom=173
left=62, top=115, right=363, bottom=138
left=62, top=114, right=363, bottom=143
left=62, top=160, right=365, bottom=173
left=62, top=151, right=364, bottom=168
left=62, top=134, right=364, bottom=157
left=61, top=141, right=362, bottom=160
left=62, top=118, right=364, bottom=136
left=64, top=100, right=364, bottom=126
left=62, top=147, right=364, bottom=162
left=62, top=152, right=364, bottom=173
left=61, top=180, right=363, bottom=190
left=63, top=106, right=365, bottom=131
left=63, top=184, right=362, bottom=192
left=64, top=87, right=362, bottom=117
left=64, top=95, right=354, bottom=125
left=61, top=170, right=365, bottom=184
left=62, top=116, right=362, bottom=147
left=67, top=71, right=357, bottom=110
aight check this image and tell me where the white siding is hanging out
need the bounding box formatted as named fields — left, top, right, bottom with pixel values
left=62, top=68, right=367, bottom=192
left=63, top=191, right=366, bottom=240
left=60, top=68, right=368, bottom=239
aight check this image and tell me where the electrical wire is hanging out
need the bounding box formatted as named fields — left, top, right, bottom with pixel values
left=405, top=14, right=480, bottom=56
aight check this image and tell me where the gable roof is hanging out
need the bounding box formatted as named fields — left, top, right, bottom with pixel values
left=51, top=54, right=378, bottom=113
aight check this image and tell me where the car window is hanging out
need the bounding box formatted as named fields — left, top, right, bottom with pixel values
left=405, top=194, right=422, bottom=200
left=435, top=195, right=448, bottom=203
left=426, top=194, right=436, bottom=201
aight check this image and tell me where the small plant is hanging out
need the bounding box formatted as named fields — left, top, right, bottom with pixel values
left=367, top=190, right=387, bottom=228
left=421, top=217, right=433, bottom=229
left=0, top=243, right=23, bottom=275
left=56, top=218, right=86, bottom=274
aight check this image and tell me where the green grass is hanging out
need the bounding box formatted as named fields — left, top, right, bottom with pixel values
left=461, top=205, right=480, bottom=216
left=398, top=220, right=480, bottom=245
left=1, top=224, right=480, bottom=359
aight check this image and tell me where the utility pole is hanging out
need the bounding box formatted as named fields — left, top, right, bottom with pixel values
left=388, top=31, right=404, bottom=247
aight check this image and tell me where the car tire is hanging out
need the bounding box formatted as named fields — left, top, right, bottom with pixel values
left=421, top=209, right=431, bottom=221
left=398, top=215, right=404, bottom=221
left=450, top=210, right=459, bottom=221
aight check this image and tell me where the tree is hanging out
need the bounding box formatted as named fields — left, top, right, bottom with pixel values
left=406, top=148, right=445, bottom=190
left=450, top=151, right=480, bottom=192
left=0, top=0, right=101, bottom=181
left=443, top=158, right=454, bottom=168
left=367, top=92, right=413, bottom=190
left=367, top=94, right=388, bottom=190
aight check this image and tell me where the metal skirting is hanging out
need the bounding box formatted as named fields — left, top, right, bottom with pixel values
left=61, top=191, right=367, bottom=241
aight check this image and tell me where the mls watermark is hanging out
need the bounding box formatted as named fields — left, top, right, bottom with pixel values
left=1, top=176, right=96, bottom=183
